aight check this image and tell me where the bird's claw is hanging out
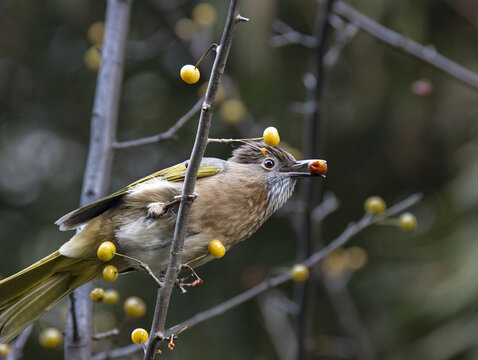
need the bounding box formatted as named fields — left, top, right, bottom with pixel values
left=173, top=192, right=199, bottom=202
left=175, top=264, right=203, bottom=293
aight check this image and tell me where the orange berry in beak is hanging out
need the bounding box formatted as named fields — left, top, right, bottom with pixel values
left=308, top=160, right=327, bottom=176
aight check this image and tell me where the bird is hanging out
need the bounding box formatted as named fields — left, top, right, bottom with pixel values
left=0, top=142, right=327, bottom=343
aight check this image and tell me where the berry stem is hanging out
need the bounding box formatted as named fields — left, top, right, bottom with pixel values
left=113, top=252, right=163, bottom=287
left=194, top=43, right=218, bottom=68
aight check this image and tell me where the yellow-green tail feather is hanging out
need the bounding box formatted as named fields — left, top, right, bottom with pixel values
left=0, top=252, right=100, bottom=343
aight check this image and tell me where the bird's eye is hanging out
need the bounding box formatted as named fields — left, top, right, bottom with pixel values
left=263, top=158, right=275, bottom=169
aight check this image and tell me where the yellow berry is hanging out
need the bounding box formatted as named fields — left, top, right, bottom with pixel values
left=345, top=246, right=368, bottom=270
left=263, top=127, right=280, bottom=147
left=180, top=64, right=200, bottom=84
left=175, top=18, right=197, bottom=41
left=399, top=212, right=417, bottom=232
left=220, top=99, right=246, bottom=124
left=124, top=296, right=146, bottom=317
left=192, top=3, right=217, bottom=27
left=131, top=328, right=149, bottom=344
left=97, top=241, right=116, bottom=261
left=84, top=46, right=101, bottom=71
left=364, top=196, right=386, bottom=215
left=87, top=22, right=105, bottom=45
left=90, top=288, right=105, bottom=303
left=0, top=344, right=9, bottom=357
left=208, top=239, right=226, bottom=258
left=291, top=264, right=309, bottom=282
left=39, top=328, right=63, bottom=349
left=103, top=265, right=119, bottom=282
left=104, top=289, right=120, bottom=304
left=322, top=249, right=348, bottom=277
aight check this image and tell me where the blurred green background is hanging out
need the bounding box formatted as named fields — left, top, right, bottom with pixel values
left=1, top=0, right=478, bottom=359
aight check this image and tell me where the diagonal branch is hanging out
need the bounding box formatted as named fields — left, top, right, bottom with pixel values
left=333, top=1, right=478, bottom=90
left=113, top=97, right=204, bottom=149
left=92, top=193, right=422, bottom=360
left=142, top=1, right=246, bottom=359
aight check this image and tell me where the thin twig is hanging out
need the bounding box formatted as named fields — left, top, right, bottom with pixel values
left=92, top=193, right=422, bottom=360
left=270, top=20, right=317, bottom=48
left=113, top=253, right=163, bottom=287
left=166, top=193, right=422, bottom=336
left=143, top=1, right=245, bottom=358
left=65, top=0, right=132, bottom=358
left=114, top=97, right=203, bottom=149
left=92, top=328, right=120, bottom=341
left=333, top=0, right=478, bottom=90
left=207, top=137, right=262, bottom=144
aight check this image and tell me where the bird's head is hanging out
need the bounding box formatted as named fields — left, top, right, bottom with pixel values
left=229, top=142, right=327, bottom=215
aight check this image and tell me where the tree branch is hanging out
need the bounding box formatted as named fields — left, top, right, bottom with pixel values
left=294, top=1, right=335, bottom=359
left=333, top=0, right=478, bottom=90
left=113, top=97, right=204, bottom=149
left=92, top=193, right=422, bottom=360
left=143, top=1, right=245, bottom=358
left=64, top=1, right=132, bottom=359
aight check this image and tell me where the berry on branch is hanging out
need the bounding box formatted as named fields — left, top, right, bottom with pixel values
left=131, top=328, right=149, bottom=344
left=39, top=328, right=63, bottom=349
left=263, top=127, right=280, bottom=147
left=364, top=196, right=386, bottom=215
left=291, top=264, right=309, bottom=282
left=124, top=296, right=147, bottom=318
left=208, top=239, right=226, bottom=258
left=97, top=241, right=116, bottom=261
left=180, top=65, right=200, bottom=84
left=103, top=265, right=119, bottom=282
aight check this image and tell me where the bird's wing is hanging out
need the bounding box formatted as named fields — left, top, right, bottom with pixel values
left=55, top=162, right=221, bottom=230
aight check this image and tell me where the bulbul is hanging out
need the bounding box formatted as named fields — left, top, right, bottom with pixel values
left=0, top=142, right=326, bottom=343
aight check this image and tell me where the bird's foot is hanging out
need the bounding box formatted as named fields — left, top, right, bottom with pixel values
left=173, top=192, right=199, bottom=203
left=175, top=264, right=203, bottom=293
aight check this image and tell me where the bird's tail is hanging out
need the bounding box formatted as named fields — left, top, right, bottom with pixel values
left=0, top=251, right=100, bottom=343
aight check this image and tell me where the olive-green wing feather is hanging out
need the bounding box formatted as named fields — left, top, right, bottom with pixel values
left=55, top=162, right=221, bottom=230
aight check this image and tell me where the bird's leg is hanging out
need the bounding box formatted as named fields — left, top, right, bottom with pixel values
left=147, top=193, right=199, bottom=218
left=175, top=263, right=203, bottom=293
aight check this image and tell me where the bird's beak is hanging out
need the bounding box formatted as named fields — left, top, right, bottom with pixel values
left=280, top=159, right=327, bottom=178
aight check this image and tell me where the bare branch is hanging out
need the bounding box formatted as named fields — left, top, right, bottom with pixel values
left=92, top=344, right=141, bottom=360
left=92, top=328, right=120, bottom=341
left=65, top=0, right=132, bottom=358
left=93, top=193, right=422, bottom=359
left=165, top=193, right=422, bottom=337
left=143, top=1, right=245, bottom=358
left=270, top=20, right=317, bottom=48
left=333, top=0, right=478, bottom=90
left=114, top=97, right=203, bottom=149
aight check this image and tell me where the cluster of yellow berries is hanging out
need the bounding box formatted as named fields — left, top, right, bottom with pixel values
left=323, top=247, right=368, bottom=277
left=84, top=22, right=104, bottom=71
left=90, top=288, right=120, bottom=304
left=364, top=196, right=417, bottom=232
left=96, top=241, right=120, bottom=282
